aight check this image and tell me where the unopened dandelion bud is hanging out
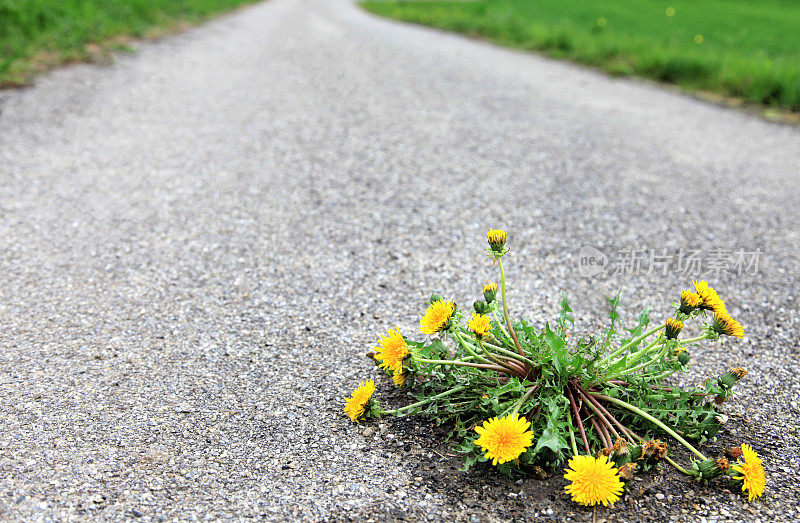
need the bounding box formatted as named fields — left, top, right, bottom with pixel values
left=618, top=462, right=638, bottom=481
left=487, top=229, right=507, bottom=253
left=483, top=282, right=498, bottom=303
left=719, top=367, right=747, bottom=389
left=429, top=293, right=443, bottom=304
left=665, top=318, right=684, bottom=339
left=473, top=300, right=488, bottom=314
left=698, top=458, right=728, bottom=480
left=629, top=445, right=643, bottom=462
left=678, top=351, right=691, bottom=365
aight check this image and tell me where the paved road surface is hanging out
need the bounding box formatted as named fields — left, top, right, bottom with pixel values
left=1, top=0, right=798, bottom=520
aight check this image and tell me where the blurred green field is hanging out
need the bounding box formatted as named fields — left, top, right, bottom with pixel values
left=0, top=0, right=258, bottom=85
left=361, top=0, right=800, bottom=111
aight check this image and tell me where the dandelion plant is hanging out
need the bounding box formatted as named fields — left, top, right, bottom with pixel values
left=343, top=229, right=766, bottom=506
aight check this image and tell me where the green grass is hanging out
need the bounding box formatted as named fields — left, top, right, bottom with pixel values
left=0, top=0, right=259, bottom=85
left=361, top=0, right=800, bottom=111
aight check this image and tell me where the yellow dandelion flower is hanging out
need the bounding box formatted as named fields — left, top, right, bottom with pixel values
left=420, top=299, right=456, bottom=335
left=564, top=454, right=624, bottom=506
left=665, top=318, right=683, bottom=339
left=693, top=280, right=727, bottom=314
left=731, top=444, right=765, bottom=501
left=468, top=313, right=492, bottom=339
left=679, top=290, right=703, bottom=314
left=712, top=311, right=744, bottom=338
left=374, top=328, right=409, bottom=373
left=474, top=414, right=534, bottom=466
left=392, top=369, right=407, bottom=387
left=343, top=379, right=375, bottom=423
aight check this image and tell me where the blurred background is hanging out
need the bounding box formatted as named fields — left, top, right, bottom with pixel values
left=3, top=0, right=798, bottom=119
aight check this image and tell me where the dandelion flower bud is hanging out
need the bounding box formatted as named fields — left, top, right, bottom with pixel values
left=487, top=228, right=507, bottom=253
left=665, top=318, right=684, bottom=339
left=473, top=300, right=488, bottom=314
left=697, top=457, right=729, bottom=480
left=483, top=281, right=498, bottom=303
left=718, top=367, right=747, bottom=389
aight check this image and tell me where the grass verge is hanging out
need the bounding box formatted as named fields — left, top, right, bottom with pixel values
left=361, top=0, right=800, bottom=114
left=1, top=0, right=260, bottom=86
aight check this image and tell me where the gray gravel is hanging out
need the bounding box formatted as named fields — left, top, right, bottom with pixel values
left=1, top=0, right=799, bottom=520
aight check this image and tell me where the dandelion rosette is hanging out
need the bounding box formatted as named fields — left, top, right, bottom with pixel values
left=344, top=229, right=758, bottom=511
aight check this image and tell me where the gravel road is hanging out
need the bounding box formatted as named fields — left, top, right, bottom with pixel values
left=1, top=0, right=798, bottom=520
